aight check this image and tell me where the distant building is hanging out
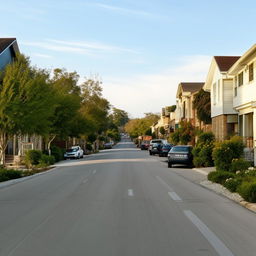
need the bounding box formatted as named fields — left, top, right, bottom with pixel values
left=175, top=82, right=205, bottom=129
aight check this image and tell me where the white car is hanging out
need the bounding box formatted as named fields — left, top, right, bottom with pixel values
left=64, top=146, right=84, bottom=159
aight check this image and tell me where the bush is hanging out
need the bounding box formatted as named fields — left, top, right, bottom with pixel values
left=230, top=158, right=251, bottom=173
left=224, top=178, right=242, bottom=192
left=212, top=136, right=244, bottom=172
left=86, top=143, right=93, bottom=151
left=192, top=132, right=215, bottom=167
left=40, top=154, right=55, bottom=165
left=0, top=169, right=22, bottom=182
left=208, top=171, right=235, bottom=184
left=238, top=181, right=256, bottom=203
left=50, top=145, right=64, bottom=162
left=25, top=150, right=43, bottom=167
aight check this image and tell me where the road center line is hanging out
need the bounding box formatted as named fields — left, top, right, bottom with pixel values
left=168, top=192, right=182, bottom=201
left=128, top=189, right=134, bottom=196
left=156, top=176, right=173, bottom=191
left=184, top=210, right=234, bottom=256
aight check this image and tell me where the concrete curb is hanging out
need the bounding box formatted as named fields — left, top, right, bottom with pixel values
left=0, top=166, right=59, bottom=190
left=200, top=180, right=256, bottom=214
left=192, top=168, right=208, bottom=176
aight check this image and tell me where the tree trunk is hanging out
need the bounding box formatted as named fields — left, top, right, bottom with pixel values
left=47, top=135, right=56, bottom=155
left=0, top=131, right=8, bottom=166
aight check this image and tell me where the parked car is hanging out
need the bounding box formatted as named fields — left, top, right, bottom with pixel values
left=167, top=145, right=193, bottom=168
left=64, top=146, right=84, bottom=159
left=140, top=140, right=150, bottom=150
left=149, top=139, right=167, bottom=155
left=159, top=143, right=173, bottom=157
left=151, top=143, right=162, bottom=155
left=104, top=142, right=112, bottom=149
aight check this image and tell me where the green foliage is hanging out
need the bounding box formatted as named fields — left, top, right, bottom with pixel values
left=192, top=132, right=215, bottom=167
left=208, top=171, right=235, bottom=184
left=238, top=181, right=256, bottom=203
left=193, top=89, right=211, bottom=124
left=212, top=136, right=245, bottom=171
left=40, top=155, right=55, bottom=166
left=125, top=113, right=159, bottom=138
left=170, top=121, right=195, bottom=145
left=86, top=143, right=93, bottom=151
left=106, top=129, right=120, bottom=141
left=25, top=150, right=43, bottom=167
left=230, top=158, right=251, bottom=173
left=87, top=134, right=97, bottom=143
left=50, top=145, right=64, bottom=162
left=167, top=105, right=176, bottom=112
left=224, top=178, right=243, bottom=192
left=159, top=127, right=165, bottom=135
left=110, top=108, right=129, bottom=127
left=0, top=169, right=22, bottom=182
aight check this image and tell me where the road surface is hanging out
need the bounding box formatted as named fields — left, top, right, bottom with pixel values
left=0, top=138, right=256, bottom=256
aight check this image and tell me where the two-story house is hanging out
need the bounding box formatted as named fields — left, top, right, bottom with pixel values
left=175, top=82, right=204, bottom=128
left=228, top=45, right=256, bottom=163
left=203, top=56, right=240, bottom=141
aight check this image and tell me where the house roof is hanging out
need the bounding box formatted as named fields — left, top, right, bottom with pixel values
left=180, top=82, right=204, bottom=93
left=228, top=44, right=256, bottom=75
left=0, top=38, right=17, bottom=54
left=214, top=56, right=240, bottom=72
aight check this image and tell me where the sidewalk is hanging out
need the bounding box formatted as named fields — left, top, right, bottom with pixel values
left=193, top=166, right=256, bottom=214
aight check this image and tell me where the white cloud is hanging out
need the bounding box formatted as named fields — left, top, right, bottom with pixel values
left=21, top=39, right=138, bottom=56
left=92, top=3, right=170, bottom=21
left=33, top=53, right=53, bottom=59
left=102, top=55, right=212, bottom=118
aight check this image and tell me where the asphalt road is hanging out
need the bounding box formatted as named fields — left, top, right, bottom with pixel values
left=0, top=138, right=256, bottom=256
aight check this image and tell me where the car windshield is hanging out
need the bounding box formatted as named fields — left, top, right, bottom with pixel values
left=171, top=146, right=190, bottom=153
left=67, top=148, right=78, bottom=152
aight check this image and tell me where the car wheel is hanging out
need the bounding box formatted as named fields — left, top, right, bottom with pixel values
left=80, top=155, right=83, bottom=158
left=168, top=162, right=172, bottom=168
left=149, top=151, right=152, bottom=155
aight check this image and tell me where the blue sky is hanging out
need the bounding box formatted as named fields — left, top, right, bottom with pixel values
left=1, top=0, right=256, bottom=117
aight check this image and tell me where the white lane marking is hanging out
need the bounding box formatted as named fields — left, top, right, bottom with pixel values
left=184, top=210, right=234, bottom=256
left=128, top=189, right=134, bottom=196
left=92, top=170, right=97, bottom=174
left=156, top=176, right=173, bottom=191
left=168, top=192, right=182, bottom=202
left=82, top=179, right=88, bottom=184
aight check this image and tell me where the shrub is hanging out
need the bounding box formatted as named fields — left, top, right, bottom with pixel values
left=40, top=154, right=55, bottom=166
left=230, top=158, right=251, bottom=173
left=238, top=181, right=256, bottom=203
left=208, top=171, right=235, bottom=184
left=50, top=145, right=64, bottom=162
left=192, top=132, right=215, bottom=167
left=25, top=150, right=43, bottom=167
left=86, top=143, right=93, bottom=151
left=224, top=178, right=242, bottom=192
left=212, top=136, right=244, bottom=171
left=0, top=169, right=22, bottom=182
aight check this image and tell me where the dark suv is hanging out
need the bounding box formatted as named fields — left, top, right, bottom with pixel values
left=167, top=145, right=193, bottom=168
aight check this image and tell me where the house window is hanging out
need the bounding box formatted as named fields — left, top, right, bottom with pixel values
left=249, top=63, right=254, bottom=82
left=238, top=72, right=243, bottom=86
left=234, top=77, right=237, bottom=96
left=213, top=82, right=216, bottom=104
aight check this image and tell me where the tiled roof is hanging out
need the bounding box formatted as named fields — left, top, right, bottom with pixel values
left=180, top=82, right=204, bottom=93
left=214, top=56, right=240, bottom=72
left=0, top=38, right=16, bottom=54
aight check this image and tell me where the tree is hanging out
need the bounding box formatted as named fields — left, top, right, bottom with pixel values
left=46, top=68, right=82, bottom=154
left=193, top=89, right=211, bottom=125
left=159, top=127, right=166, bottom=136
left=0, top=54, right=55, bottom=164
left=170, top=121, right=195, bottom=145
left=111, top=108, right=129, bottom=128
left=124, top=113, right=160, bottom=138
